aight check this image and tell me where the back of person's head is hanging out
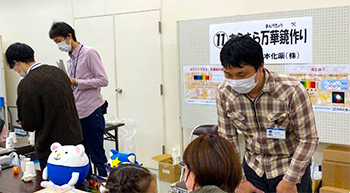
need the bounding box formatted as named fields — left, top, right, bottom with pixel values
left=104, top=164, right=157, bottom=193
left=183, top=134, right=242, bottom=192
left=220, top=34, right=264, bottom=71
left=5, top=43, right=35, bottom=69
left=49, top=22, right=77, bottom=41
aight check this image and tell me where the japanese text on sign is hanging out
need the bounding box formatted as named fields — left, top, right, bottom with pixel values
left=210, top=17, right=313, bottom=64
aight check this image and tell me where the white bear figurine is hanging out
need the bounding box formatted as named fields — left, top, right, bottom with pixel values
left=40, top=142, right=90, bottom=190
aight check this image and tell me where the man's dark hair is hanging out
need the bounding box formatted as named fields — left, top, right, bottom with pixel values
left=5, top=43, right=35, bottom=69
left=220, top=35, right=264, bottom=70
left=183, top=134, right=242, bottom=192
left=49, top=22, right=77, bottom=41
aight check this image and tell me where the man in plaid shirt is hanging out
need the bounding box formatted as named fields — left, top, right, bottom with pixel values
left=216, top=35, right=318, bottom=193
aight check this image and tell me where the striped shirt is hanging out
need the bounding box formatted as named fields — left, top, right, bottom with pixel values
left=216, top=68, right=318, bottom=184
left=67, top=44, right=108, bottom=119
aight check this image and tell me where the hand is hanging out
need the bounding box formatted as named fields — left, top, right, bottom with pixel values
left=236, top=181, right=264, bottom=193
left=69, top=77, right=77, bottom=86
left=276, top=180, right=297, bottom=193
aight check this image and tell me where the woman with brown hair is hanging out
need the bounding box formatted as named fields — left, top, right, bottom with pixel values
left=183, top=134, right=242, bottom=193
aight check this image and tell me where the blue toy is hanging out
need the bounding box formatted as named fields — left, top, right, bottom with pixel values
left=107, top=149, right=139, bottom=168
left=41, top=142, right=90, bottom=189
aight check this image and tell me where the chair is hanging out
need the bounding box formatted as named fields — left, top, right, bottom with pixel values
left=171, top=124, right=218, bottom=193
left=7, top=106, right=25, bottom=135
left=189, top=124, right=218, bottom=142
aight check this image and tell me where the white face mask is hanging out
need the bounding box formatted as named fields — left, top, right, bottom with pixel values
left=226, top=72, right=259, bottom=94
left=57, top=38, right=72, bottom=52
left=14, top=64, right=26, bottom=77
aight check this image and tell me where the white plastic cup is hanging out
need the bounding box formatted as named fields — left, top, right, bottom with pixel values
left=25, top=161, right=36, bottom=176
left=5, top=137, right=13, bottom=149
left=172, top=147, right=179, bottom=165
left=21, top=158, right=31, bottom=172
left=28, top=132, right=35, bottom=140
left=28, top=132, right=35, bottom=146
left=9, top=132, right=17, bottom=143
left=29, top=139, right=35, bottom=146
left=20, top=161, right=26, bottom=172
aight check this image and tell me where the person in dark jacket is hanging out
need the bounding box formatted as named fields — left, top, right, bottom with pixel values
left=183, top=134, right=242, bottom=193
left=5, top=42, right=83, bottom=170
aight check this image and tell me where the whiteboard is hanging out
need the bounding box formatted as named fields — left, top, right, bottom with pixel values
left=178, top=6, right=350, bottom=145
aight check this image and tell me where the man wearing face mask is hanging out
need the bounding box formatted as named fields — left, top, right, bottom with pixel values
left=49, top=22, right=109, bottom=178
left=5, top=43, right=83, bottom=170
left=216, top=35, right=318, bottom=193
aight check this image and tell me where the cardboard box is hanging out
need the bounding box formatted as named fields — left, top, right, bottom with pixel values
left=322, top=144, right=350, bottom=190
left=320, top=186, right=350, bottom=193
left=323, top=145, right=350, bottom=164
left=323, top=160, right=350, bottom=189
left=152, top=154, right=181, bottom=183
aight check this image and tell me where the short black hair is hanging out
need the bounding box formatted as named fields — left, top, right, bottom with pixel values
left=220, top=35, right=264, bottom=70
left=49, top=22, right=77, bottom=41
left=5, top=43, right=35, bottom=69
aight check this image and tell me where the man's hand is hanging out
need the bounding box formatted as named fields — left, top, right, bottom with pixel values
left=276, top=179, right=297, bottom=193
left=236, top=181, right=264, bottom=193
left=69, top=77, right=77, bottom=86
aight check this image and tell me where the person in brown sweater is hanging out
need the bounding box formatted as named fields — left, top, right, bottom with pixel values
left=5, top=43, right=83, bottom=170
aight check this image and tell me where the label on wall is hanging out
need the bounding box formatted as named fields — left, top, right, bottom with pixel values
left=184, top=65, right=224, bottom=105
left=210, top=17, right=313, bottom=64
left=285, top=65, right=350, bottom=113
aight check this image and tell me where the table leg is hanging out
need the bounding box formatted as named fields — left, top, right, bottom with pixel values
left=115, top=128, right=118, bottom=151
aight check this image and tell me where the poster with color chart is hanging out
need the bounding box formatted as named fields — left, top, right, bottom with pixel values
left=184, top=65, right=224, bottom=105
left=285, top=65, right=350, bottom=113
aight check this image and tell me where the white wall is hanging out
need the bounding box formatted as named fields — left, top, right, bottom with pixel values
left=1, top=0, right=350, bottom=167
left=71, top=0, right=160, bottom=18
left=0, top=36, right=6, bottom=121
left=0, top=36, right=5, bottom=99
left=0, top=0, right=74, bottom=107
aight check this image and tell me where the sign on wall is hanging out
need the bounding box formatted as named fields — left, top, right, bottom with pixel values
left=210, top=17, right=313, bottom=65
left=184, top=65, right=224, bottom=105
left=286, top=65, right=350, bottom=113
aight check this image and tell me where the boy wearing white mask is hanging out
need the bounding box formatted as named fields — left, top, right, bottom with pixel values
left=216, top=35, right=318, bottom=193
left=5, top=43, right=83, bottom=170
left=49, top=22, right=109, bottom=178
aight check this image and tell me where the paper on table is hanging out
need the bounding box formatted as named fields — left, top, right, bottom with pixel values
left=34, top=186, right=88, bottom=193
